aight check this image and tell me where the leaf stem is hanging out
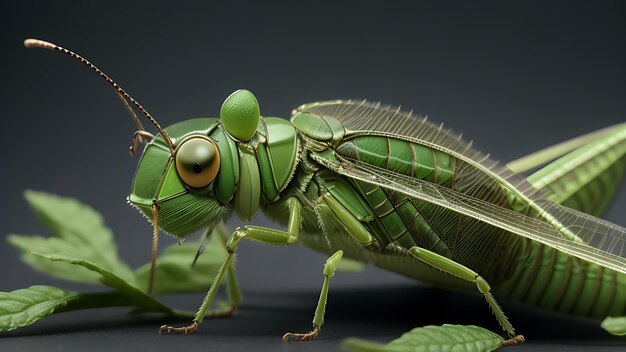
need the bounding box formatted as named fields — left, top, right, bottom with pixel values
left=56, top=292, right=173, bottom=314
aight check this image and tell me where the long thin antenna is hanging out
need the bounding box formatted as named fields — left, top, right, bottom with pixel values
left=24, top=38, right=175, bottom=155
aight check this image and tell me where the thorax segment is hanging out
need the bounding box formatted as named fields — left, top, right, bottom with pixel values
left=232, top=117, right=300, bottom=220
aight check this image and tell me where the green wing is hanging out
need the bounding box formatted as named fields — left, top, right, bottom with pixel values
left=296, top=100, right=581, bottom=244
left=506, top=123, right=626, bottom=173
left=505, top=123, right=626, bottom=217
left=295, top=100, right=543, bottom=207
left=521, top=124, right=626, bottom=216
left=311, top=151, right=626, bottom=275
left=295, top=100, right=625, bottom=274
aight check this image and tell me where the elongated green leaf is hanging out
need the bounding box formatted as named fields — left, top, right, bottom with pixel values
left=343, top=325, right=504, bottom=352
left=8, top=235, right=101, bottom=284
left=0, top=286, right=189, bottom=332
left=601, top=316, right=626, bottom=336
left=23, top=190, right=135, bottom=284
left=0, top=285, right=78, bottom=331
left=29, top=251, right=171, bottom=313
left=134, top=236, right=226, bottom=294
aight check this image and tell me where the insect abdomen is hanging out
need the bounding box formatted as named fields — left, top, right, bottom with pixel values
left=335, top=134, right=527, bottom=283
left=334, top=135, right=457, bottom=255
left=348, top=179, right=454, bottom=257
left=496, top=241, right=626, bottom=318
left=338, top=135, right=456, bottom=185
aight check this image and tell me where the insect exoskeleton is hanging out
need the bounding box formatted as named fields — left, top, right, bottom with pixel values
left=128, top=88, right=301, bottom=236
left=23, top=38, right=626, bottom=344
left=127, top=115, right=233, bottom=238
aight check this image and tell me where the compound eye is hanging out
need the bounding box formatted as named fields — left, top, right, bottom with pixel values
left=175, top=136, right=220, bottom=189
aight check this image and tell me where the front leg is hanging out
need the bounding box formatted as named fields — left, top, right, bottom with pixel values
left=192, top=223, right=243, bottom=320
left=159, top=198, right=300, bottom=335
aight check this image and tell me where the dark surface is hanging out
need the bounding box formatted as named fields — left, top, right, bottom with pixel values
left=2, top=286, right=626, bottom=352
left=1, top=1, right=625, bottom=351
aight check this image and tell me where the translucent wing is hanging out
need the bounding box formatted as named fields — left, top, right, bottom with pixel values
left=295, top=100, right=540, bottom=197
left=310, top=151, right=626, bottom=275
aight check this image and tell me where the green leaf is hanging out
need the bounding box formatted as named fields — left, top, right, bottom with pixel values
left=601, top=316, right=626, bottom=336
left=28, top=251, right=171, bottom=314
left=8, top=235, right=101, bottom=284
left=0, top=285, right=78, bottom=331
left=343, top=324, right=505, bottom=352
left=22, top=190, right=135, bottom=284
left=135, top=236, right=227, bottom=294
left=1, top=191, right=219, bottom=332
left=0, top=285, right=188, bottom=332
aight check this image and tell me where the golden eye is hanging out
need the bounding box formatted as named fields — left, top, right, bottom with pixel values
left=175, top=136, right=220, bottom=189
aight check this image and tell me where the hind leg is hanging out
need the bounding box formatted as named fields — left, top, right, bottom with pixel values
left=408, top=246, right=520, bottom=338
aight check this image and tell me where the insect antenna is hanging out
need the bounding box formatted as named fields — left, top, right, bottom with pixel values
left=23, top=38, right=175, bottom=155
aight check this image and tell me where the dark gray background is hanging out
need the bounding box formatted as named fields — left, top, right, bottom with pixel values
left=1, top=1, right=625, bottom=351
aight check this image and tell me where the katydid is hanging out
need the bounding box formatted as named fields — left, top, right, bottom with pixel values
left=24, top=38, right=626, bottom=343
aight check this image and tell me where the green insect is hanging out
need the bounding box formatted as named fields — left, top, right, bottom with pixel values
left=25, top=38, right=626, bottom=343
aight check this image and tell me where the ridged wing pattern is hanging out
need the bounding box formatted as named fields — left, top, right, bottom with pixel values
left=298, top=100, right=590, bottom=242
left=385, top=185, right=526, bottom=282
left=296, top=100, right=541, bottom=199
left=536, top=200, right=626, bottom=259
left=335, top=135, right=525, bottom=281
left=296, top=100, right=626, bottom=275
left=312, top=154, right=626, bottom=275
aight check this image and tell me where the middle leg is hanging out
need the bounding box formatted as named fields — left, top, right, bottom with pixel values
left=283, top=250, right=344, bottom=342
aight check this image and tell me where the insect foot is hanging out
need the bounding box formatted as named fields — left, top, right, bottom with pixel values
left=159, top=321, right=198, bottom=335
left=502, top=334, right=525, bottom=346
left=282, top=326, right=320, bottom=342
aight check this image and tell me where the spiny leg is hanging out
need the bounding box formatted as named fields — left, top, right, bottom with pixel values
left=188, top=223, right=243, bottom=320
left=208, top=223, right=243, bottom=318
left=159, top=243, right=233, bottom=335
left=408, top=246, right=522, bottom=340
left=159, top=198, right=301, bottom=335
left=283, top=250, right=344, bottom=342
